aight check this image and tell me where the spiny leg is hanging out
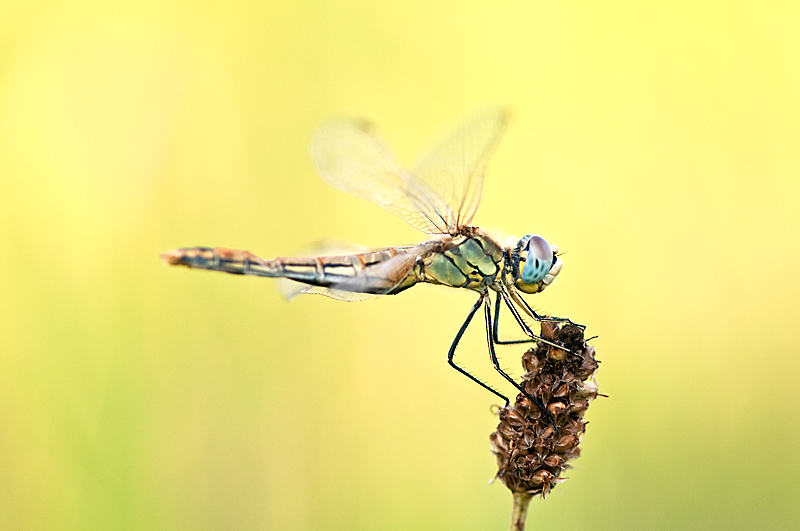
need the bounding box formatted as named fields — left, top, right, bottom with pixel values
left=498, top=290, right=584, bottom=363
left=512, top=290, right=585, bottom=329
left=483, top=297, right=557, bottom=430
left=447, top=296, right=510, bottom=407
left=499, top=290, right=573, bottom=352
left=492, top=291, right=537, bottom=345
left=492, top=290, right=559, bottom=346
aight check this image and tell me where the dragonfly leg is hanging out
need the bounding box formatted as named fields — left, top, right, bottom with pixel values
left=447, top=296, right=510, bottom=407
left=499, top=290, right=577, bottom=354
left=484, top=298, right=557, bottom=430
left=513, top=293, right=585, bottom=329
left=492, top=291, right=537, bottom=346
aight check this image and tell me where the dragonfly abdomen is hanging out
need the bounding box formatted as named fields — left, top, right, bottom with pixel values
left=160, top=247, right=284, bottom=277
left=161, top=246, right=420, bottom=294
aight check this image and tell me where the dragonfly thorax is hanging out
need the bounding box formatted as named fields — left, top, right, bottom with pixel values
left=419, top=228, right=505, bottom=292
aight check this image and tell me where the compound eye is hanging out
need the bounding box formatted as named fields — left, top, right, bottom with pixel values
left=521, top=235, right=553, bottom=283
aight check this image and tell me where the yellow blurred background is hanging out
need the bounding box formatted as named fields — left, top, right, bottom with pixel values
left=2, top=1, right=799, bottom=529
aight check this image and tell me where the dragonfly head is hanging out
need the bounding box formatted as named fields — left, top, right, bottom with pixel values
left=511, top=235, right=562, bottom=294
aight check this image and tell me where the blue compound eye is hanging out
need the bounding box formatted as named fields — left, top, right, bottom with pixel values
left=521, top=235, right=553, bottom=284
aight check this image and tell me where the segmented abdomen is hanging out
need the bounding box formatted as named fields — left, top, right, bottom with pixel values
left=160, top=246, right=418, bottom=294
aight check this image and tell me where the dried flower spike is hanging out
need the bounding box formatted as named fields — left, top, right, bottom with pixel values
left=490, top=320, right=599, bottom=503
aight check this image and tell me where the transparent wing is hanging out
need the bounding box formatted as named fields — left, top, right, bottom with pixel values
left=276, top=241, right=423, bottom=302
left=311, top=108, right=509, bottom=234
left=311, top=120, right=448, bottom=234
left=412, top=108, right=509, bottom=229
left=275, top=240, right=373, bottom=301
left=280, top=285, right=376, bottom=302
left=328, top=248, right=421, bottom=294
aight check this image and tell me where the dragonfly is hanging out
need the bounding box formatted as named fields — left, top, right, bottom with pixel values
left=161, top=109, right=579, bottom=424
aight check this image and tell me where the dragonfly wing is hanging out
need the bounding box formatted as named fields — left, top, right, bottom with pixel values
left=311, top=109, right=509, bottom=234
left=276, top=242, right=424, bottom=302
left=279, top=284, right=375, bottom=302
left=412, top=108, right=509, bottom=229
left=311, top=120, right=451, bottom=234
left=328, top=247, right=421, bottom=294
left=275, top=239, right=374, bottom=301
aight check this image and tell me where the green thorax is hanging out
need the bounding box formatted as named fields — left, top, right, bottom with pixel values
left=421, top=229, right=504, bottom=291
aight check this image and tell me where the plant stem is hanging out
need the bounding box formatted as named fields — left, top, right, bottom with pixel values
left=509, top=491, right=533, bottom=531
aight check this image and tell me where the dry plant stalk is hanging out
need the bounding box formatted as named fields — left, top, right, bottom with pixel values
left=490, top=321, right=599, bottom=529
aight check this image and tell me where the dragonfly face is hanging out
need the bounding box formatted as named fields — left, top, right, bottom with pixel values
left=162, top=109, right=579, bottom=426
left=509, top=234, right=562, bottom=295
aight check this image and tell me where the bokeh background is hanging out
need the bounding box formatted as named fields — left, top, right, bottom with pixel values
left=2, top=1, right=799, bottom=530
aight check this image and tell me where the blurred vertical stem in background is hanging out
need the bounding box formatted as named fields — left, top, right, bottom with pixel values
left=490, top=321, right=600, bottom=530
left=510, top=491, right=534, bottom=531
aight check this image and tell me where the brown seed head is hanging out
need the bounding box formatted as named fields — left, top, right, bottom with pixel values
left=490, top=320, right=599, bottom=498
